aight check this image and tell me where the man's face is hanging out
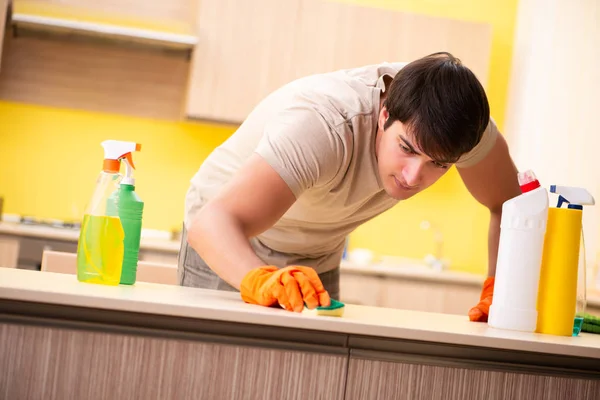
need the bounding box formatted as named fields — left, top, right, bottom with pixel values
left=375, top=107, right=452, bottom=200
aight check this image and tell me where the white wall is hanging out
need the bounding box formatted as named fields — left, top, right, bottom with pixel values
left=505, top=0, right=599, bottom=275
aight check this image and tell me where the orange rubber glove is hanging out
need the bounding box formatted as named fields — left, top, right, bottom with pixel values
left=469, top=277, right=495, bottom=322
left=240, top=265, right=331, bottom=313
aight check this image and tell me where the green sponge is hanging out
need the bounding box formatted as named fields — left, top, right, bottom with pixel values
left=317, top=298, right=345, bottom=310
left=314, top=299, right=345, bottom=317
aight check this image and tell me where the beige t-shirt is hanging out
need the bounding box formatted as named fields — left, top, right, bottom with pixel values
left=184, top=62, right=498, bottom=273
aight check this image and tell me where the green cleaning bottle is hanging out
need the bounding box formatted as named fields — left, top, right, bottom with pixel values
left=107, top=144, right=144, bottom=285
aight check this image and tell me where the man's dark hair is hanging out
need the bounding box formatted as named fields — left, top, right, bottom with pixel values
left=383, top=52, right=490, bottom=164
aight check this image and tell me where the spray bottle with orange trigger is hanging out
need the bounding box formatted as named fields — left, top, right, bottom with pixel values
left=77, top=140, right=139, bottom=285
left=105, top=140, right=145, bottom=285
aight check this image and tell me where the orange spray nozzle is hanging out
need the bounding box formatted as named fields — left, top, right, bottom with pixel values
left=100, top=140, right=141, bottom=172
left=122, top=152, right=136, bottom=170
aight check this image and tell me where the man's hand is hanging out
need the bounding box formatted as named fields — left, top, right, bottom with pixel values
left=469, top=277, right=495, bottom=322
left=241, top=265, right=331, bottom=312
left=458, top=124, right=519, bottom=323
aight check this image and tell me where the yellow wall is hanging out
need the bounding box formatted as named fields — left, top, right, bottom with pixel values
left=0, top=102, right=235, bottom=232
left=0, top=0, right=519, bottom=275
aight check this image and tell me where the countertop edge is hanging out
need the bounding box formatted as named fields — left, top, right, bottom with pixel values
left=1, top=283, right=600, bottom=362
left=2, top=295, right=600, bottom=378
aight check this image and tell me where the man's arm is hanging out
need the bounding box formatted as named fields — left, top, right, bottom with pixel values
left=187, top=153, right=297, bottom=290
left=457, top=133, right=521, bottom=277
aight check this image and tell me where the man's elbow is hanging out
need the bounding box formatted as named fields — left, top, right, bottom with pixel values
left=186, top=205, right=213, bottom=247
left=187, top=201, right=246, bottom=246
left=488, top=204, right=503, bottom=217
left=484, top=181, right=522, bottom=215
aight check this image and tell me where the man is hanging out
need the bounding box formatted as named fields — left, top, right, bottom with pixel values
left=178, top=52, right=521, bottom=321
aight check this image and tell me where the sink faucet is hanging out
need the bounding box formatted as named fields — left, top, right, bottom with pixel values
left=420, top=220, right=449, bottom=271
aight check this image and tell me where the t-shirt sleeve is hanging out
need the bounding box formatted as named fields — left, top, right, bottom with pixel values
left=455, top=117, right=499, bottom=168
left=254, top=106, right=345, bottom=198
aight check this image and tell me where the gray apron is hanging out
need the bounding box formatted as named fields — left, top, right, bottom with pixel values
left=177, top=226, right=341, bottom=300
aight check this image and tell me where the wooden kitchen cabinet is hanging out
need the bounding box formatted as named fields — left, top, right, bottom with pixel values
left=0, top=237, right=19, bottom=268
left=340, top=273, right=385, bottom=306
left=138, top=247, right=179, bottom=265
left=441, top=283, right=482, bottom=315
left=340, top=269, right=482, bottom=315
left=380, top=279, right=481, bottom=315
left=345, top=355, right=599, bottom=400
left=380, top=279, right=447, bottom=313
left=0, top=0, right=9, bottom=71
left=0, top=31, right=190, bottom=120
left=185, top=0, right=300, bottom=123
left=1, top=323, right=348, bottom=400
left=13, top=235, right=78, bottom=270
left=185, top=0, right=492, bottom=124
left=292, top=0, right=491, bottom=85
left=0, top=1, right=195, bottom=119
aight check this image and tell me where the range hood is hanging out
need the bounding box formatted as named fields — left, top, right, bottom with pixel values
left=10, top=12, right=198, bottom=50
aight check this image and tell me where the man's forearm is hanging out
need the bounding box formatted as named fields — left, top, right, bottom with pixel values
left=487, top=209, right=502, bottom=277
left=187, top=205, right=266, bottom=290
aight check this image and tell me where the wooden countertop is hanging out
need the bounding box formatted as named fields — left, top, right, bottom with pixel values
left=0, top=222, right=181, bottom=253
left=3, top=220, right=600, bottom=309
left=1, top=268, right=599, bottom=360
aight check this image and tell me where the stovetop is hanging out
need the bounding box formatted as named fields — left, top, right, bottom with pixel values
left=18, top=216, right=81, bottom=230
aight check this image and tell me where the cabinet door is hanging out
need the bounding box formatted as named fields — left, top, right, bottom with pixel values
left=380, top=278, right=481, bottom=315
left=1, top=323, right=347, bottom=400
left=340, top=272, right=385, bottom=306
left=0, top=237, right=19, bottom=268
left=441, top=284, right=481, bottom=315
left=293, top=0, right=491, bottom=87
left=186, top=0, right=492, bottom=125
left=380, top=279, right=446, bottom=313
left=0, top=0, right=8, bottom=71
left=0, top=32, right=190, bottom=120
left=138, top=249, right=179, bottom=265
left=17, top=236, right=77, bottom=270
left=345, top=356, right=600, bottom=400
left=185, top=0, right=300, bottom=123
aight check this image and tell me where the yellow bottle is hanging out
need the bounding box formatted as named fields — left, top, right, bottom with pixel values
left=536, top=186, right=594, bottom=336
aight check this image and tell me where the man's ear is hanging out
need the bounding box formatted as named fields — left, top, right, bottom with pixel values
left=382, top=75, right=394, bottom=91
left=378, top=106, right=389, bottom=130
